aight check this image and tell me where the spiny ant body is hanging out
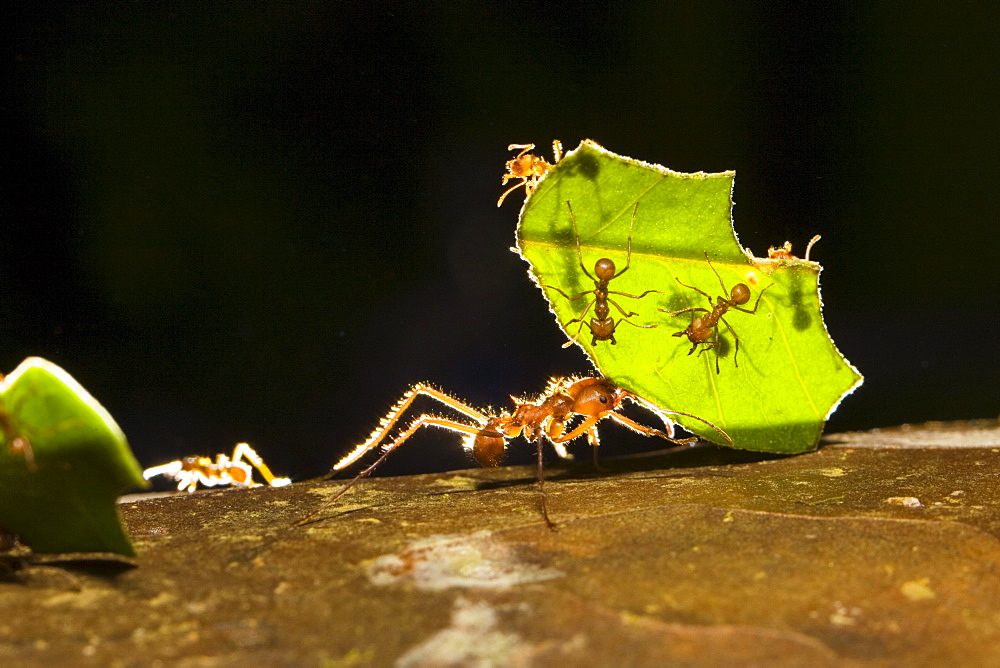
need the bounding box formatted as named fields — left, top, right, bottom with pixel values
left=545, top=201, right=659, bottom=347
left=767, top=235, right=822, bottom=261
left=661, top=253, right=772, bottom=374
left=293, top=376, right=731, bottom=529
left=143, top=442, right=291, bottom=492
left=497, top=140, right=563, bottom=207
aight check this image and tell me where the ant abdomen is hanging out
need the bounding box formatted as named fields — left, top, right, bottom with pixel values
left=472, top=428, right=506, bottom=467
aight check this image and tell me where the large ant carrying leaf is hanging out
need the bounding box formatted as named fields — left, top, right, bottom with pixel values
left=294, top=375, right=730, bottom=529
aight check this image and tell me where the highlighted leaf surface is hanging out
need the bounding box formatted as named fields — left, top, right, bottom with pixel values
left=515, top=141, right=861, bottom=453
left=0, top=357, right=147, bottom=555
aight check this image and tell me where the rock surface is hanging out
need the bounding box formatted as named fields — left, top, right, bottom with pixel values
left=2, top=419, right=999, bottom=666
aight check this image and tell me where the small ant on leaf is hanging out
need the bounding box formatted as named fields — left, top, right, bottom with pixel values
left=143, top=442, right=291, bottom=492
left=544, top=201, right=660, bottom=347
left=660, top=253, right=772, bottom=374
left=293, top=375, right=731, bottom=529
left=496, top=140, right=563, bottom=207
left=767, top=235, right=822, bottom=261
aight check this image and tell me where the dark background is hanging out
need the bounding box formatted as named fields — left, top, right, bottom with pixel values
left=5, top=3, right=998, bottom=483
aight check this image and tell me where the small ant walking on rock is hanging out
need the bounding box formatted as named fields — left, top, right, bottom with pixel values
left=545, top=201, right=660, bottom=347
left=497, top=140, right=563, bottom=207
left=661, top=253, right=772, bottom=374
left=293, top=376, right=731, bottom=529
left=143, top=442, right=291, bottom=492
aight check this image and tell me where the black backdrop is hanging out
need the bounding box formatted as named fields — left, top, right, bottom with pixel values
left=5, top=3, right=998, bottom=482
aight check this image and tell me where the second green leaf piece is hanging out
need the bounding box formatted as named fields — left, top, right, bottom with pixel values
left=0, top=357, right=147, bottom=556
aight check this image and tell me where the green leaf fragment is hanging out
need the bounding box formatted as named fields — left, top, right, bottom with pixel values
left=0, top=357, right=147, bottom=555
left=515, top=141, right=862, bottom=454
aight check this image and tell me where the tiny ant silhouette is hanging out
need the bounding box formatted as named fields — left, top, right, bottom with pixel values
left=767, top=235, right=822, bottom=261
left=544, top=201, right=660, bottom=347
left=293, top=376, right=731, bottom=529
left=0, top=377, right=36, bottom=471
left=660, top=253, right=772, bottom=374
left=497, top=140, right=563, bottom=207
left=143, top=443, right=291, bottom=492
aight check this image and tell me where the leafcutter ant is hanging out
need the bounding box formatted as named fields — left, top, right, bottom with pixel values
left=293, top=375, right=731, bottom=529
left=767, top=235, right=822, bottom=261
left=660, top=253, right=772, bottom=374
left=143, top=442, right=291, bottom=492
left=497, top=140, right=563, bottom=207
left=0, top=378, right=36, bottom=471
left=544, top=201, right=659, bottom=347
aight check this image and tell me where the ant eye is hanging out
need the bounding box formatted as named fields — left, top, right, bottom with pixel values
left=600, top=396, right=608, bottom=404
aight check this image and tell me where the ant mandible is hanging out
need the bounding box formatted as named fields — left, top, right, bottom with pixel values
left=293, top=376, right=731, bottom=529
left=767, top=235, right=822, bottom=261
left=143, top=442, right=291, bottom=492
left=544, top=201, right=660, bottom=347
left=660, top=253, right=772, bottom=374
left=496, top=140, right=563, bottom=207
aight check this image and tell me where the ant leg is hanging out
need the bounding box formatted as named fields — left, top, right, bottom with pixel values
left=561, top=320, right=590, bottom=348
left=231, top=443, right=291, bottom=487
left=544, top=285, right=597, bottom=302
left=714, top=327, right=722, bottom=374
left=805, top=235, right=821, bottom=261
left=701, top=252, right=733, bottom=298
left=618, top=394, right=734, bottom=447
left=673, top=277, right=715, bottom=304
left=534, top=437, right=556, bottom=530
left=605, top=297, right=639, bottom=319
left=497, top=180, right=528, bottom=207
left=607, top=413, right=698, bottom=446
left=613, top=201, right=641, bottom=278
left=659, top=306, right=710, bottom=317
left=615, top=318, right=655, bottom=330
left=560, top=299, right=597, bottom=347
left=692, top=329, right=723, bottom=373
left=608, top=288, right=663, bottom=300
left=718, top=315, right=742, bottom=371
left=331, top=384, right=489, bottom=477
left=551, top=415, right=602, bottom=444
left=294, top=416, right=485, bottom=527
left=586, top=426, right=608, bottom=471
left=507, top=143, right=536, bottom=155
left=565, top=201, right=597, bottom=282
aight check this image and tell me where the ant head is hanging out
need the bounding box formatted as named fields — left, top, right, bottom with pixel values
left=594, top=258, right=617, bottom=281
left=730, top=283, right=751, bottom=305
left=506, top=156, right=531, bottom=177
left=568, top=377, right=619, bottom=416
